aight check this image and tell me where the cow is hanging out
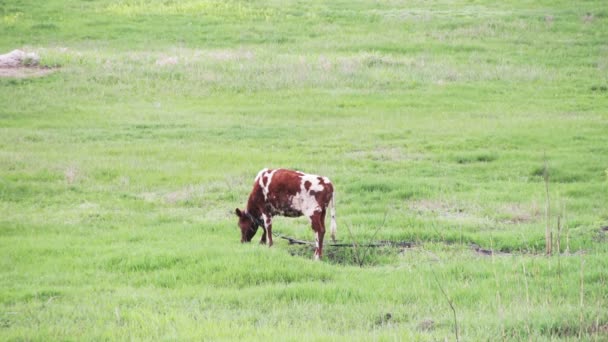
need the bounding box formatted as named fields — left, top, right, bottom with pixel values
left=235, top=168, right=336, bottom=260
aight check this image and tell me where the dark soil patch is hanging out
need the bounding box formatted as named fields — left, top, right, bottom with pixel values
left=286, top=241, right=411, bottom=267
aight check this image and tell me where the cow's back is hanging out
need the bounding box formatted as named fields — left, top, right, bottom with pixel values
left=253, top=169, right=333, bottom=217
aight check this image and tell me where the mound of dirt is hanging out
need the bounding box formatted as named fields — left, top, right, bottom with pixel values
left=0, top=49, right=39, bottom=67
left=0, top=49, right=55, bottom=78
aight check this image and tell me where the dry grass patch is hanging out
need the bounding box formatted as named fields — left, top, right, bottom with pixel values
left=64, top=165, right=80, bottom=185
left=346, top=147, right=425, bottom=162
left=408, top=199, right=471, bottom=220
left=410, top=199, right=541, bottom=225
left=138, top=185, right=205, bottom=204
left=205, top=49, right=254, bottom=61
left=164, top=185, right=201, bottom=204
left=0, top=67, right=56, bottom=78
left=498, top=202, right=541, bottom=224
left=155, top=56, right=179, bottom=66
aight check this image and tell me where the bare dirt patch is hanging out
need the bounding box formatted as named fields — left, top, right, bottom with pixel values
left=0, top=49, right=57, bottom=78
left=417, top=319, right=435, bottom=331
left=0, top=67, right=56, bottom=78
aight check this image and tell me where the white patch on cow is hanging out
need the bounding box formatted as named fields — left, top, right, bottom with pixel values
left=258, top=169, right=277, bottom=200
left=315, top=231, right=320, bottom=249
left=287, top=173, right=328, bottom=217
left=255, top=168, right=268, bottom=184
left=261, top=213, right=267, bottom=227
left=256, top=168, right=269, bottom=194
left=291, top=192, right=321, bottom=217
left=262, top=213, right=272, bottom=228
left=300, top=174, right=324, bottom=192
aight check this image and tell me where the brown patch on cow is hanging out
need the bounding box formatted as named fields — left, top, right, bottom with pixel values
left=315, top=182, right=334, bottom=208
left=304, top=180, right=312, bottom=191
left=265, top=170, right=301, bottom=197
left=262, top=176, right=269, bottom=187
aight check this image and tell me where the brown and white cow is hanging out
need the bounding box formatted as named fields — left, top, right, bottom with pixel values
left=235, top=168, right=336, bottom=260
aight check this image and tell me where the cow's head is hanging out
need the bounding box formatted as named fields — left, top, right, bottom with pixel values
left=235, top=208, right=259, bottom=243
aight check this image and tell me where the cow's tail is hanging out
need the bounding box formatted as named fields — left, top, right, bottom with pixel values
left=330, top=193, right=337, bottom=242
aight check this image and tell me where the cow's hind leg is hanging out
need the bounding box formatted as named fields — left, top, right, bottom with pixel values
left=311, top=210, right=326, bottom=260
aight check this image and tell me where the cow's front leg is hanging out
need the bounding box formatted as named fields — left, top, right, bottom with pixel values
left=259, top=227, right=267, bottom=245
left=262, top=214, right=273, bottom=247
left=310, top=211, right=325, bottom=260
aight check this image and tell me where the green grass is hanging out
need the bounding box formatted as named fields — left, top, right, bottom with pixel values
left=1, top=0, right=608, bottom=340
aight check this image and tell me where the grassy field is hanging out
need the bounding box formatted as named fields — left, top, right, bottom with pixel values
left=1, top=0, right=608, bottom=340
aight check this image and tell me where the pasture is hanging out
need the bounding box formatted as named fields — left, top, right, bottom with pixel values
left=1, top=0, right=608, bottom=340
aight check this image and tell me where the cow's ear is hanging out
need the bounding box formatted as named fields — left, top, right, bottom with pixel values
left=235, top=208, right=243, bottom=217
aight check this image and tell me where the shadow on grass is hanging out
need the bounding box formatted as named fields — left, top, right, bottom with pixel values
left=287, top=244, right=407, bottom=267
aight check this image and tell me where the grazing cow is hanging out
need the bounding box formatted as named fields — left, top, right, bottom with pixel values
left=235, top=168, right=336, bottom=260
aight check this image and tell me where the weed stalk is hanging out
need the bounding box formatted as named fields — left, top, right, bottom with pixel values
left=521, top=260, right=532, bottom=339
left=430, top=268, right=459, bottom=342
left=491, top=235, right=505, bottom=340
left=543, top=156, right=552, bottom=256
left=579, top=257, right=585, bottom=339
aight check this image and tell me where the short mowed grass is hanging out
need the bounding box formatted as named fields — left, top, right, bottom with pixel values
left=1, top=0, right=608, bottom=340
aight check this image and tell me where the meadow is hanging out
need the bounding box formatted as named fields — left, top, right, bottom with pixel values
left=1, top=0, right=608, bottom=340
